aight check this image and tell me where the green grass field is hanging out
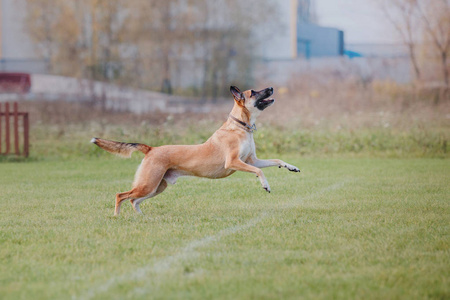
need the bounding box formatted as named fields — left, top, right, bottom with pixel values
left=0, top=156, right=448, bottom=299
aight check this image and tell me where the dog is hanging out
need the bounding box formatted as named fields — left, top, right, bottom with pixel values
left=91, top=86, right=300, bottom=216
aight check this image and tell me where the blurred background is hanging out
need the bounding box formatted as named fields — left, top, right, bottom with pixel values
left=0, top=0, right=448, bottom=159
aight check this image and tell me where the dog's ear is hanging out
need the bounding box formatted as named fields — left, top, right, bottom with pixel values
left=230, top=86, right=244, bottom=102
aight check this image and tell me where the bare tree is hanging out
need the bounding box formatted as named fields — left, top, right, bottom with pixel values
left=191, top=0, right=277, bottom=98
left=376, top=0, right=450, bottom=89
left=377, top=0, right=422, bottom=81
left=121, top=0, right=199, bottom=93
left=24, top=0, right=79, bottom=74
left=24, top=0, right=126, bottom=79
left=417, top=0, right=450, bottom=88
left=78, top=0, right=126, bottom=80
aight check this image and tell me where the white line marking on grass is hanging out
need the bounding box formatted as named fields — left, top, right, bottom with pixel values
left=280, top=180, right=349, bottom=209
left=80, top=213, right=267, bottom=300
left=79, top=180, right=350, bottom=300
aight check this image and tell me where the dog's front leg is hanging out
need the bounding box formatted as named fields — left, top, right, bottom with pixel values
left=225, top=158, right=271, bottom=193
left=249, top=158, right=300, bottom=172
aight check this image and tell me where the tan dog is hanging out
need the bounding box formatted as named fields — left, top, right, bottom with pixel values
left=91, top=86, right=300, bottom=216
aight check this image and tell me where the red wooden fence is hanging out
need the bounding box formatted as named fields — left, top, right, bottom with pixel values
left=0, top=102, right=29, bottom=157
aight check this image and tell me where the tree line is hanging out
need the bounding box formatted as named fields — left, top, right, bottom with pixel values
left=24, top=0, right=276, bottom=98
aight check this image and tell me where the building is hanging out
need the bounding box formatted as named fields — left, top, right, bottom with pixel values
left=297, top=23, right=344, bottom=59
left=259, top=0, right=344, bottom=61
left=0, top=0, right=47, bottom=73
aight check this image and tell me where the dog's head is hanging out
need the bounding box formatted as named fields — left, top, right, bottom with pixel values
left=230, top=86, right=275, bottom=115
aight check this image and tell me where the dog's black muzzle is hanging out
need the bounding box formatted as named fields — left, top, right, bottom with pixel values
left=253, top=87, right=275, bottom=111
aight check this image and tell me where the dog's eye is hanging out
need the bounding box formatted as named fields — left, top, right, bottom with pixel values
left=251, top=90, right=256, bottom=97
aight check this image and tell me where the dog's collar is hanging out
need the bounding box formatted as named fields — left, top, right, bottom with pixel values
left=228, top=114, right=257, bottom=133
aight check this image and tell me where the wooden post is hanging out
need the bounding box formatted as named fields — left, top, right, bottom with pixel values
left=23, top=112, right=29, bottom=157
left=5, top=102, right=9, bottom=155
left=0, top=102, right=29, bottom=157
left=13, top=102, right=19, bottom=155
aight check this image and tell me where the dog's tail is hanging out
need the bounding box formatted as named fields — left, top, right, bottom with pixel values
left=90, top=137, right=151, bottom=157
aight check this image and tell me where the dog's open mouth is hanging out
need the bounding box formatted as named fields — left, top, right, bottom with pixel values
left=255, top=97, right=275, bottom=111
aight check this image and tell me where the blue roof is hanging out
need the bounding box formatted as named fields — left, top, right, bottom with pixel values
left=344, top=50, right=363, bottom=58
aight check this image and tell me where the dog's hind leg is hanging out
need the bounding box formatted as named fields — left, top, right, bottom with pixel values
left=127, top=162, right=169, bottom=214
left=114, top=158, right=169, bottom=216
left=131, top=179, right=168, bottom=214
left=115, top=190, right=134, bottom=216
left=114, top=185, right=158, bottom=216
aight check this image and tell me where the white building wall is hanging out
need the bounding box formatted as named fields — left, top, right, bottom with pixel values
left=0, top=0, right=36, bottom=59
left=256, top=0, right=297, bottom=60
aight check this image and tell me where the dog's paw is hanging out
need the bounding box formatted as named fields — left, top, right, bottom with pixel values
left=284, top=163, right=300, bottom=172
